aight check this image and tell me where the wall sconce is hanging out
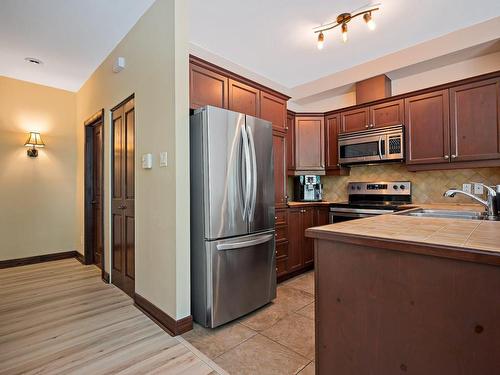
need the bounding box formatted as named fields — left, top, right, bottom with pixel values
left=24, top=132, right=45, bottom=157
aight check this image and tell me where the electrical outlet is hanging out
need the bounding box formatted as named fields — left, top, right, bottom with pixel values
left=462, top=183, right=472, bottom=194
left=474, top=183, right=484, bottom=195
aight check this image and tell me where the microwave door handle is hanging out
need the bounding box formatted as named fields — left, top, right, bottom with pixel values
left=378, top=136, right=383, bottom=159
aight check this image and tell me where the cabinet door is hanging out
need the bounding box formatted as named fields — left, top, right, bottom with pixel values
left=189, top=63, right=228, bottom=109
left=341, top=107, right=370, bottom=133
left=260, top=91, right=287, bottom=131
left=228, top=79, right=260, bottom=117
left=302, top=208, right=315, bottom=267
left=286, top=112, right=296, bottom=172
left=314, top=207, right=330, bottom=226
left=450, top=78, right=500, bottom=162
left=295, top=116, right=325, bottom=171
left=273, top=131, right=287, bottom=208
left=370, top=99, right=404, bottom=128
left=325, top=113, right=341, bottom=171
left=405, top=90, right=450, bottom=165
left=287, top=209, right=303, bottom=272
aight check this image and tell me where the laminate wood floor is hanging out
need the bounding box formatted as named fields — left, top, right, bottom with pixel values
left=0, top=259, right=224, bottom=375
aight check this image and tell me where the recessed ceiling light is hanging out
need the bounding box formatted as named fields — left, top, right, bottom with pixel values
left=24, top=57, right=44, bottom=65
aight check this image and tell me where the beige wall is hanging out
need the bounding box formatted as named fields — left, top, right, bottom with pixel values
left=0, top=76, right=77, bottom=260
left=75, top=0, right=190, bottom=319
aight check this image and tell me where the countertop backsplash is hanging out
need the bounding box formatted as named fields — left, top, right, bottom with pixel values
left=288, top=165, right=500, bottom=204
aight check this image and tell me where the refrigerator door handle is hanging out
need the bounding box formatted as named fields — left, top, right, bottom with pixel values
left=247, top=125, right=257, bottom=222
left=216, top=233, right=274, bottom=251
left=241, top=124, right=251, bottom=221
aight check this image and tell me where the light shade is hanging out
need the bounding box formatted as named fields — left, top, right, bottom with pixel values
left=24, top=132, right=45, bottom=148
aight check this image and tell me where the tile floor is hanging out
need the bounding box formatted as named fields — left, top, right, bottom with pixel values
left=182, top=271, right=315, bottom=375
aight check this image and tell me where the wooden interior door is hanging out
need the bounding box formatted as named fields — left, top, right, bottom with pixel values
left=111, top=97, right=135, bottom=297
left=92, top=124, right=103, bottom=267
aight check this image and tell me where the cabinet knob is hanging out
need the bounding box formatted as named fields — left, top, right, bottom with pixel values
left=274, top=216, right=278, bottom=220
left=369, top=124, right=374, bottom=128
left=451, top=154, right=457, bottom=159
left=337, top=163, right=340, bottom=167
left=365, top=125, right=369, bottom=129
left=444, top=155, right=449, bottom=159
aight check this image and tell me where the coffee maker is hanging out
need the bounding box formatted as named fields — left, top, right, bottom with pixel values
left=294, top=175, right=323, bottom=202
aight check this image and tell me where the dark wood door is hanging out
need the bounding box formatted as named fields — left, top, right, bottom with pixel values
left=405, top=90, right=450, bottom=165
left=341, top=107, right=370, bottom=133
left=325, top=113, right=341, bottom=171
left=295, top=116, right=325, bottom=171
left=286, top=112, right=295, bottom=172
left=111, top=97, right=135, bottom=297
left=370, top=99, right=404, bottom=128
left=273, top=130, right=287, bottom=208
left=314, top=206, right=330, bottom=226
left=92, top=124, right=103, bottom=267
left=302, top=208, right=315, bottom=266
left=228, top=79, right=260, bottom=116
left=287, top=209, right=303, bottom=272
left=450, top=78, right=500, bottom=162
left=189, top=63, right=228, bottom=110
left=260, top=91, right=287, bottom=131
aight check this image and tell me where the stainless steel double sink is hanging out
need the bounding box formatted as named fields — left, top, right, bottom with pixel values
left=399, top=209, right=488, bottom=220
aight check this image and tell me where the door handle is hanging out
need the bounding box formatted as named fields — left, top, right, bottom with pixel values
left=247, top=125, right=257, bottom=222
left=241, top=124, right=251, bottom=221
left=118, top=204, right=127, bottom=210
left=91, top=200, right=98, bottom=204
left=378, top=136, right=383, bottom=159
left=216, top=234, right=274, bottom=251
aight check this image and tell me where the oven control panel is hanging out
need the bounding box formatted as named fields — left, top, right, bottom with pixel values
left=348, top=181, right=411, bottom=195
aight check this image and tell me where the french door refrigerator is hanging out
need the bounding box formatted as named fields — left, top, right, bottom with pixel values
left=190, top=105, right=276, bottom=328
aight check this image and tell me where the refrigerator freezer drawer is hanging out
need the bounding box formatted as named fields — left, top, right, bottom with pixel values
left=201, top=230, right=276, bottom=328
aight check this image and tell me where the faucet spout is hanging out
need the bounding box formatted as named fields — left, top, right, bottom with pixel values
left=444, top=187, right=498, bottom=220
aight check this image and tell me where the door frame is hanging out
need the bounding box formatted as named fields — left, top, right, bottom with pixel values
left=110, top=94, right=135, bottom=295
left=84, top=109, right=106, bottom=281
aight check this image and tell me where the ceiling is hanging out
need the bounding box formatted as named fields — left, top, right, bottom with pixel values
left=0, top=0, right=155, bottom=91
left=189, top=0, right=500, bottom=89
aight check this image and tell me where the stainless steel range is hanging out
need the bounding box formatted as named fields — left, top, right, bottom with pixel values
left=329, top=181, right=412, bottom=223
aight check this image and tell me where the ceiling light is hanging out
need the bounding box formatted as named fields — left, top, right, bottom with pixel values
left=313, top=2, right=380, bottom=48
left=24, top=57, right=43, bottom=65
left=341, top=23, right=348, bottom=43
left=317, top=32, right=325, bottom=50
left=363, top=12, right=376, bottom=30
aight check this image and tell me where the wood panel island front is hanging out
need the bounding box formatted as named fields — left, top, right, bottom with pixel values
left=306, top=213, right=500, bottom=375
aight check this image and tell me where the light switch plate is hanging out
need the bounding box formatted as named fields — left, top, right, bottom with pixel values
left=160, top=151, right=168, bottom=167
left=462, top=183, right=472, bottom=194
left=142, top=153, right=153, bottom=169
left=473, top=183, right=484, bottom=195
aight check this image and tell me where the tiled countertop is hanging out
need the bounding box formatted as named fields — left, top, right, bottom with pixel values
left=306, top=204, right=500, bottom=266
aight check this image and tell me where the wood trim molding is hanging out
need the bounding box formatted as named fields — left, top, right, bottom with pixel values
left=75, top=251, right=85, bottom=265
left=0, top=251, right=80, bottom=269
left=102, top=271, right=110, bottom=283
left=190, top=55, right=290, bottom=101
left=277, top=264, right=314, bottom=283
left=407, top=159, right=500, bottom=171
left=134, top=293, right=193, bottom=336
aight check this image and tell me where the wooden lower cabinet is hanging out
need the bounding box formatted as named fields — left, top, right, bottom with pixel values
left=278, top=205, right=329, bottom=281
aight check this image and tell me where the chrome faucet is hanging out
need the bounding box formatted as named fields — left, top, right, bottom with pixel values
left=444, top=183, right=498, bottom=220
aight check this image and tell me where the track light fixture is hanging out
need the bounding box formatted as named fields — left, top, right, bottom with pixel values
left=314, top=3, right=380, bottom=48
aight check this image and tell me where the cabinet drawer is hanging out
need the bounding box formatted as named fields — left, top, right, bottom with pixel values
left=276, top=241, right=288, bottom=258
left=275, top=226, right=288, bottom=242
left=276, top=257, right=288, bottom=277
left=275, top=209, right=288, bottom=226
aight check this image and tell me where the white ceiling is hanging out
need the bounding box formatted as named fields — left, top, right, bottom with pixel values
left=0, top=0, right=155, bottom=91
left=189, top=0, right=500, bottom=89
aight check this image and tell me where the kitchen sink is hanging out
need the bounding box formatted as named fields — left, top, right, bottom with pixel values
left=400, top=209, right=487, bottom=220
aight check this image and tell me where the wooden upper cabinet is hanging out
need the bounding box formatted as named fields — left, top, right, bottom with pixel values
left=325, top=113, right=341, bottom=171
left=286, top=112, right=296, bottom=172
left=189, top=63, right=228, bottom=110
left=450, top=78, right=500, bottom=162
left=295, top=116, right=325, bottom=171
left=287, top=209, right=303, bottom=273
left=228, top=79, right=260, bottom=117
left=260, top=91, right=287, bottom=130
left=370, top=99, right=404, bottom=128
left=273, top=130, right=287, bottom=208
left=341, top=107, right=370, bottom=133
left=405, top=90, right=450, bottom=165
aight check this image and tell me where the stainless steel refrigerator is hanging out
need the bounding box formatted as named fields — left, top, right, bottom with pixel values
left=190, top=105, right=276, bottom=328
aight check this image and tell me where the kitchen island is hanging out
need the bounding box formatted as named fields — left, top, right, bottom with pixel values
left=306, top=211, right=500, bottom=375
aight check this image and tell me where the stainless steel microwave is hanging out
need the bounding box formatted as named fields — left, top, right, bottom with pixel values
left=338, top=124, right=404, bottom=165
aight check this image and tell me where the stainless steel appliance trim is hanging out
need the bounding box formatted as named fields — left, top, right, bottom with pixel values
left=241, top=123, right=251, bottom=221
left=216, top=233, right=274, bottom=251
left=347, top=181, right=411, bottom=196
left=378, top=135, right=383, bottom=159
left=247, top=124, right=258, bottom=222
left=330, top=207, right=396, bottom=215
